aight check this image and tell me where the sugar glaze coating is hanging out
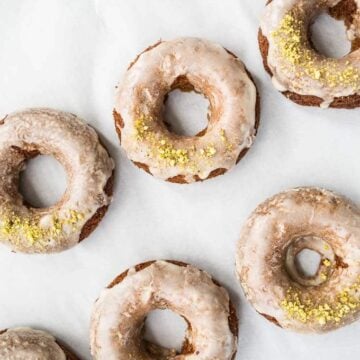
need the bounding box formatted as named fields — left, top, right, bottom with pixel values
left=0, top=108, right=114, bottom=254
left=236, top=187, right=360, bottom=332
left=91, top=260, right=238, bottom=359
left=0, top=328, right=66, bottom=360
left=115, top=37, right=258, bottom=183
left=260, top=0, right=360, bottom=108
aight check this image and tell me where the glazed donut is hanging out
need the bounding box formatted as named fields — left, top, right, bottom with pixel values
left=0, top=108, right=114, bottom=254
left=0, top=327, right=79, bottom=360
left=236, top=187, right=360, bottom=332
left=259, top=0, right=360, bottom=108
left=90, top=260, right=238, bottom=359
left=114, top=37, right=259, bottom=184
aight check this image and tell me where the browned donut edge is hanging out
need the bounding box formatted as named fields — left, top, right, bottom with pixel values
left=259, top=0, right=360, bottom=109
left=0, top=329, right=80, bottom=360
left=79, top=170, right=114, bottom=242
left=114, top=41, right=260, bottom=184
left=257, top=312, right=282, bottom=328
left=106, top=260, right=238, bottom=358
left=58, top=342, right=81, bottom=360
left=79, top=131, right=115, bottom=242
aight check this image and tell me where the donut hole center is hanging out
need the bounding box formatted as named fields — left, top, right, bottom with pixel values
left=286, top=235, right=334, bottom=287
left=19, top=155, right=67, bottom=209
left=143, top=309, right=188, bottom=354
left=295, top=249, right=322, bottom=278
left=310, top=12, right=351, bottom=58
left=163, top=87, right=210, bottom=137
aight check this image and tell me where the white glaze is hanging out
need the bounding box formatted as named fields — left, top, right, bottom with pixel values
left=115, top=38, right=258, bottom=183
left=236, top=187, right=360, bottom=332
left=261, top=0, right=360, bottom=107
left=0, top=328, right=66, bottom=360
left=0, top=108, right=114, bottom=254
left=90, top=260, right=237, bottom=359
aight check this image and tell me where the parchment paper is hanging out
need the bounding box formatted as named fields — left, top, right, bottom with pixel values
left=0, top=1, right=359, bottom=358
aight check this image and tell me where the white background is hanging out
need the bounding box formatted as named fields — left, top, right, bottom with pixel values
left=0, top=0, right=359, bottom=359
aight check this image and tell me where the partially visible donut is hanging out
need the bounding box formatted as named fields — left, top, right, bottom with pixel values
left=236, top=187, right=360, bottom=332
left=0, top=108, right=115, bottom=254
left=259, top=0, right=360, bottom=108
left=114, top=37, right=259, bottom=183
left=90, top=260, right=238, bottom=359
left=0, top=327, right=79, bottom=360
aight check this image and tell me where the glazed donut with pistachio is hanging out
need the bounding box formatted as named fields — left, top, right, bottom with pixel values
left=0, top=328, right=79, bottom=360
left=0, top=108, right=114, bottom=254
left=114, top=37, right=259, bottom=184
left=236, top=187, right=360, bottom=332
left=259, top=0, right=360, bottom=108
left=90, top=260, right=238, bottom=359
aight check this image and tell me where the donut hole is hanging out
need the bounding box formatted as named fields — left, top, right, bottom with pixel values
left=19, top=155, right=67, bottom=209
left=310, top=12, right=351, bottom=58
left=286, top=235, right=335, bottom=287
left=163, top=88, right=210, bottom=137
left=295, top=249, right=322, bottom=278
left=143, top=309, right=188, bottom=354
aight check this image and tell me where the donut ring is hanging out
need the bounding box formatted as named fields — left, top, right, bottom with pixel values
left=259, top=0, right=360, bottom=108
left=236, top=187, right=360, bottom=332
left=90, top=260, right=238, bottom=359
left=114, top=37, right=259, bottom=184
left=0, top=327, right=79, bottom=359
left=0, top=108, right=114, bottom=254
